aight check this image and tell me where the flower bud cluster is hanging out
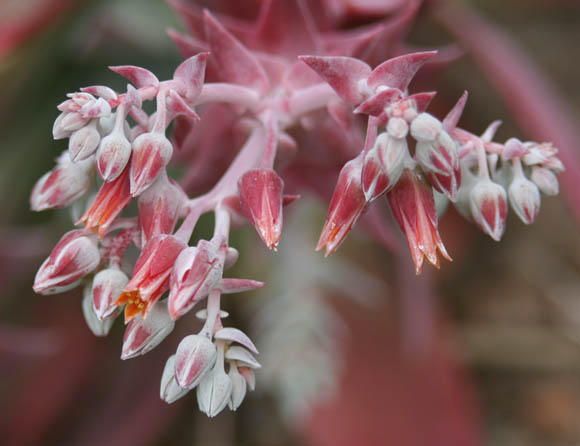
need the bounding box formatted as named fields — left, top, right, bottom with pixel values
left=29, top=7, right=565, bottom=418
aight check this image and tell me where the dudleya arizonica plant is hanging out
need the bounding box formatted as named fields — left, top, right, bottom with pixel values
left=30, top=0, right=564, bottom=417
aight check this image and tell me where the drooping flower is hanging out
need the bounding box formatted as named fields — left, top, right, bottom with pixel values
left=316, top=155, right=367, bottom=256
left=34, top=229, right=100, bottom=295
left=387, top=168, right=451, bottom=273
left=77, top=164, right=133, bottom=238
left=116, top=234, right=186, bottom=322
left=238, top=168, right=284, bottom=250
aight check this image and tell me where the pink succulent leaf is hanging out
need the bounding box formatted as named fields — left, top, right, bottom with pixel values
left=214, top=327, right=259, bottom=355
left=298, top=55, right=372, bottom=104
left=203, top=10, right=269, bottom=95
left=442, top=91, right=468, bottom=132
left=173, top=52, right=209, bottom=102
left=238, top=168, right=284, bottom=250
left=328, top=101, right=354, bottom=133
left=109, top=65, right=159, bottom=89
left=168, top=90, right=200, bottom=122
left=367, top=51, right=437, bottom=91
left=217, top=278, right=265, bottom=295
left=123, top=84, right=142, bottom=109
left=253, top=0, right=319, bottom=56
left=354, top=88, right=403, bottom=116
left=408, top=91, right=437, bottom=114
left=80, top=85, right=118, bottom=101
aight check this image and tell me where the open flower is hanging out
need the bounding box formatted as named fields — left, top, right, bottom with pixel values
left=116, top=235, right=186, bottom=322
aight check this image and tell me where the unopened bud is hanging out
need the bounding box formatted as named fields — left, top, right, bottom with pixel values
left=197, top=366, right=232, bottom=417
left=82, top=283, right=116, bottom=337
left=121, top=301, right=175, bottom=359
left=96, top=131, right=132, bottom=182
left=469, top=179, right=507, bottom=241
left=69, top=122, right=101, bottom=162
left=531, top=166, right=559, bottom=196
left=92, top=268, right=129, bottom=320
left=416, top=131, right=460, bottom=201
left=228, top=363, right=247, bottom=411
left=508, top=175, right=541, bottom=224
left=175, top=334, right=217, bottom=389
left=30, top=155, right=92, bottom=211
left=130, top=132, right=173, bottom=196
left=160, top=355, right=191, bottom=404
left=410, top=112, right=442, bottom=141
left=33, top=230, right=100, bottom=295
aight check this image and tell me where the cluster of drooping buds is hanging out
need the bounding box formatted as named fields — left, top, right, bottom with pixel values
left=306, top=52, right=563, bottom=272
left=30, top=5, right=564, bottom=416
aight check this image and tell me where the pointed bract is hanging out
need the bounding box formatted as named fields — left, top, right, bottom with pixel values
left=173, top=52, right=209, bottom=101
left=299, top=55, right=371, bottom=104
left=367, top=51, right=436, bottom=91
left=109, top=65, right=159, bottom=89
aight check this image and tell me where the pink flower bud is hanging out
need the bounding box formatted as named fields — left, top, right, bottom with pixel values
left=469, top=179, right=507, bottom=241
left=168, top=242, right=224, bottom=320
left=174, top=334, right=217, bottom=389
left=82, top=283, right=116, bottom=337
left=508, top=175, right=541, bottom=225
left=68, top=122, right=101, bottom=162
left=316, top=156, right=367, bottom=256
left=410, top=113, right=442, bottom=141
left=33, top=230, right=100, bottom=295
left=362, top=132, right=407, bottom=202
left=502, top=138, right=528, bottom=161
left=238, top=168, right=284, bottom=250
left=79, top=97, right=111, bottom=119
left=387, top=169, right=451, bottom=274
left=96, top=131, right=132, bottom=182
left=160, top=355, right=191, bottom=404
left=60, top=111, right=89, bottom=132
left=138, top=174, right=184, bottom=244
left=197, top=366, right=232, bottom=418
left=130, top=132, right=173, bottom=197
left=92, top=268, right=129, bottom=320
left=121, top=301, right=175, bottom=359
left=415, top=131, right=461, bottom=201
left=116, top=234, right=186, bottom=322
left=77, top=165, right=132, bottom=238
left=228, top=364, right=247, bottom=411
left=52, top=113, right=73, bottom=140
left=30, top=154, right=92, bottom=211
left=531, top=166, right=559, bottom=196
